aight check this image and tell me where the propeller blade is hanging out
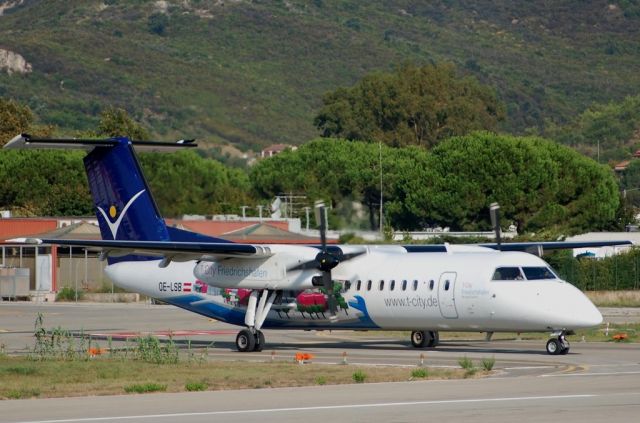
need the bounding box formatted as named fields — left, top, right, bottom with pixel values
left=322, top=271, right=337, bottom=315
left=490, top=203, right=502, bottom=251
left=317, top=204, right=327, bottom=251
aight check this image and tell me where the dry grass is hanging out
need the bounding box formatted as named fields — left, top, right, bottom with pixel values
left=586, top=291, right=640, bottom=307
left=0, top=357, right=467, bottom=400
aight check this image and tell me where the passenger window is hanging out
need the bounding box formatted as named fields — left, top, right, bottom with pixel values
left=390, top=280, right=395, bottom=291
left=492, top=267, right=524, bottom=281
left=444, top=280, right=450, bottom=291
left=402, top=280, right=407, bottom=291
left=379, top=280, right=384, bottom=291
left=356, top=280, right=361, bottom=291
left=412, top=280, right=418, bottom=291
left=367, top=280, right=372, bottom=291
left=429, top=280, right=434, bottom=290
left=344, top=281, right=351, bottom=291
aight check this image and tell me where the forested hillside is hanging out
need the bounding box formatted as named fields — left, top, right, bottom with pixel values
left=1, top=0, right=640, bottom=150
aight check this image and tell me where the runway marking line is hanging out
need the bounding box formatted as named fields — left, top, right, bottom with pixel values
left=541, top=370, right=640, bottom=377
left=9, top=394, right=598, bottom=423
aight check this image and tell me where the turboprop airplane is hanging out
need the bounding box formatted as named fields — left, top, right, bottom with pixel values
left=5, top=134, right=630, bottom=355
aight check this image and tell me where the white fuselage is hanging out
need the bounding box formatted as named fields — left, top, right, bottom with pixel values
left=105, top=245, right=602, bottom=332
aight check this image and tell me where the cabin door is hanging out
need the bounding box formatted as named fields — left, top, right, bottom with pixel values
left=438, top=272, right=458, bottom=319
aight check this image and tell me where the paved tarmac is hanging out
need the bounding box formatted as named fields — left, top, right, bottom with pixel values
left=1, top=302, right=639, bottom=422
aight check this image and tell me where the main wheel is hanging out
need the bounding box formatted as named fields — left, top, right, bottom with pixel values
left=411, top=330, right=432, bottom=348
left=254, top=330, right=265, bottom=352
left=428, top=331, right=439, bottom=348
left=559, top=338, right=570, bottom=355
left=236, top=329, right=256, bottom=352
left=546, top=338, right=561, bottom=355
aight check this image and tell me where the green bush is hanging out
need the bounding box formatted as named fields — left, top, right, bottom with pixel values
left=124, top=383, right=167, bottom=394
left=481, top=357, right=495, bottom=371
left=6, top=388, right=40, bottom=399
left=352, top=370, right=367, bottom=383
left=3, top=366, right=37, bottom=376
left=411, top=368, right=428, bottom=378
left=185, top=381, right=208, bottom=392
left=316, top=376, right=327, bottom=385
left=458, top=356, right=474, bottom=370
left=56, top=287, right=82, bottom=302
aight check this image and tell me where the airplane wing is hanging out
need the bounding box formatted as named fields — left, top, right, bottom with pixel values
left=15, top=238, right=272, bottom=264
left=404, top=240, right=633, bottom=255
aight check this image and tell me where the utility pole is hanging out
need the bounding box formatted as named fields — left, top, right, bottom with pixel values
left=379, top=140, right=383, bottom=234
left=240, top=206, right=248, bottom=219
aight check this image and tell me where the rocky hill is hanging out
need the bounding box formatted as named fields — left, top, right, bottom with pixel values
left=1, top=0, right=639, bottom=150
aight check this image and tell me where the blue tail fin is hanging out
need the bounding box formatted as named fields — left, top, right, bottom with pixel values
left=84, top=140, right=169, bottom=242
left=4, top=134, right=229, bottom=252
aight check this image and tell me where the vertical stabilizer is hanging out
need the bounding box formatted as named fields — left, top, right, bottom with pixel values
left=84, top=140, right=169, bottom=242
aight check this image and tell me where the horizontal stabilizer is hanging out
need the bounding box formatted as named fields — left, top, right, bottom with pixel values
left=4, top=134, right=197, bottom=152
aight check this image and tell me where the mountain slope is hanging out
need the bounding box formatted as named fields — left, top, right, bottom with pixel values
left=1, top=0, right=639, bottom=149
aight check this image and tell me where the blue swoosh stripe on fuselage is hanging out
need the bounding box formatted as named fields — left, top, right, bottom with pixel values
left=164, top=295, right=380, bottom=330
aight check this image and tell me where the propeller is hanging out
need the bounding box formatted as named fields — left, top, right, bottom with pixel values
left=288, top=202, right=364, bottom=316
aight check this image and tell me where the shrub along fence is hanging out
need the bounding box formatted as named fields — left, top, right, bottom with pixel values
left=548, top=248, right=640, bottom=291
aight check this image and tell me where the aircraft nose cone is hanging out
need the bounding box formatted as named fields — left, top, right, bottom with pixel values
left=581, top=301, right=603, bottom=327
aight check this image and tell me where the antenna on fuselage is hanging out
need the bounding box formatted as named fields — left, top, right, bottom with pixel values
left=490, top=203, right=502, bottom=251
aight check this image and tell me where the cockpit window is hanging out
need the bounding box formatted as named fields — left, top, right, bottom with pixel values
left=522, top=267, right=557, bottom=280
left=492, top=267, right=524, bottom=281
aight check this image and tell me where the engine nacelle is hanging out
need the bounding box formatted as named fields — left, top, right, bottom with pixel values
left=194, top=245, right=320, bottom=290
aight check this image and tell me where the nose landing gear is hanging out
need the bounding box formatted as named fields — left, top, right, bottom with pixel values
left=546, top=331, right=570, bottom=355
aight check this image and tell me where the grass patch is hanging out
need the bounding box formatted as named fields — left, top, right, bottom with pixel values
left=411, top=368, right=428, bottom=378
left=481, top=357, right=495, bottom=371
left=352, top=370, right=367, bottom=383
left=124, top=383, right=167, bottom=394
left=586, top=291, right=640, bottom=308
left=0, top=357, right=466, bottom=399
left=56, top=287, right=83, bottom=302
left=3, top=366, right=38, bottom=376
left=6, top=388, right=40, bottom=399
left=185, top=381, right=208, bottom=392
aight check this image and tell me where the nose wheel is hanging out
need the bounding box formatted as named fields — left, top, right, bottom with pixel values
left=546, top=333, right=570, bottom=355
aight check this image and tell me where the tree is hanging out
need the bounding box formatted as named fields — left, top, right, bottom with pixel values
left=250, top=134, right=620, bottom=234
left=420, top=132, right=620, bottom=234
left=97, top=106, right=151, bottom=140
left=314, top=63, right=505, bottom=148
left=0, top=98, right=33, bottom=146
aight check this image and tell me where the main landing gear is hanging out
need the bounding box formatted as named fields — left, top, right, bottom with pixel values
left=235, top=289, right=277, bottom=352
left=410, top=330, right=439, bottom=348
left=546, top=331, right=570, bottom=355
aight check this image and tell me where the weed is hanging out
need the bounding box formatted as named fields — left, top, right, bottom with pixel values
left=464, top=368, right=478, bottom=378
left=458, top=356, right=474, bottom=370
left=124, top=383, right=167, bottom=394
left=481, top=357, right=495, bottom=371
left=56, top=287, right=82, bottom=302
left=6, top=388, right=40, bottom=399
left=185, top=381, right=208, bottom=391
left=3, top=366, right=37, bottom=376
left=316, top=376, right=327, bottom=385
left=411, top=368, right=428, bottom=378
left=134, top=335, right=179, bottom=364
left=352, top=370, right=367, bottom=383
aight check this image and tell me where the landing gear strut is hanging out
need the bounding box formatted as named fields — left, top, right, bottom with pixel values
left=235, top=289, right=277, bottom=352
left=546, top=331, right=570, bottom=355
left=410, top=330, right=439, bottom=348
